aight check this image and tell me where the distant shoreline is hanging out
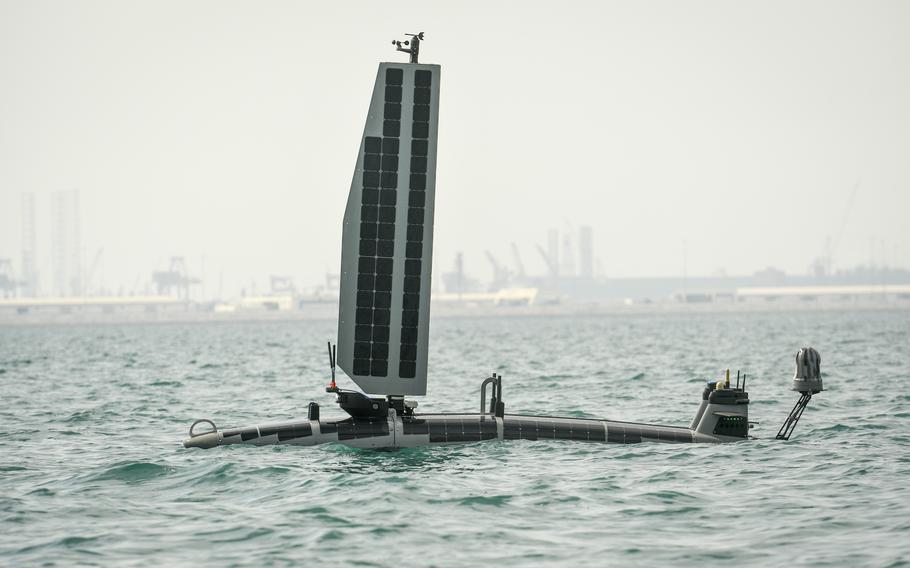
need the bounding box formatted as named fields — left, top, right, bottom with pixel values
left=2, top=299, right=908, bottom=327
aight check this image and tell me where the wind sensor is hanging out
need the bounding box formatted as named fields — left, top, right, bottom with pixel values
left=392, top=32, right=424, bottom=63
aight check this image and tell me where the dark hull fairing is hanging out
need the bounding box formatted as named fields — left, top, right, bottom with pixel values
left=183, top=412, right=742, bottom=450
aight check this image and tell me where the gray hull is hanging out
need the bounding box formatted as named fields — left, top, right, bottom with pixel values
left=183, top=412, right=741, bottom=450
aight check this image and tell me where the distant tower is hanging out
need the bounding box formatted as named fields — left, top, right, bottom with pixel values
left=51, top=190, right=83, bottom=297
left=70, top=191, right=82, bottom=296
left=578, top=226, right=593, bottom=279
left=52, top=193, right=63, bottom=296
left=0, top=259, right=15, bottom=298
left=455, top=252, right=464, bottom=299
left=560, top=232, right=576, bottom=278
left=547, top=229, right=560, bottom=279
left=21, top=193, right=37, bottom=297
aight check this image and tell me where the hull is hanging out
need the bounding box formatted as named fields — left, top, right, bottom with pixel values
left=183, top=412, right=741, bottom=450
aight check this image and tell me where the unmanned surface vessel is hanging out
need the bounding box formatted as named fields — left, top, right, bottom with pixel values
left=184, top=34, right=824, bottom=451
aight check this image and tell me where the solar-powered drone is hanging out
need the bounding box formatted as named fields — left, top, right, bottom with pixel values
left=184, top=34, right=824, bottom=451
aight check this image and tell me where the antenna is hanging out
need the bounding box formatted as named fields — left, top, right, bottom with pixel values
left=327, top=341, right=337, bottom=391
left=392, top=32, right=425, bottom=63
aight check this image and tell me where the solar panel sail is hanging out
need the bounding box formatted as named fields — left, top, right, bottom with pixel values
left=337, top=63, right=440, bottom=396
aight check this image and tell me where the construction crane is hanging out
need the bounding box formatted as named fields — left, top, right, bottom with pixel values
left=152, top=257, right=199, bottom=299
left=511, top=243, right=525, bottom=279
left=485, top=250, right=511, bottom=291
left=536, top=244, right=558, bottom=279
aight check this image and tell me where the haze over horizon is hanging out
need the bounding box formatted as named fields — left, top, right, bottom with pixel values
left=1, top=0, right=908, bottom=297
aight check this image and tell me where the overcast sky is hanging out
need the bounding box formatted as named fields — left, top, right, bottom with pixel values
left=1, top=0, right=908, bottom=296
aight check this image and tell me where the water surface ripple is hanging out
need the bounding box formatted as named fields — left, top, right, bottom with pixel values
left=1, top=311, right=908, bottom=566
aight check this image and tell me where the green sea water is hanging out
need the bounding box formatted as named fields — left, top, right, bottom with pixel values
left=1, top=310, right=909, bottom=566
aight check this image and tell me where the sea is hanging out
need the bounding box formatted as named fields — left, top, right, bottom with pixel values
left=1, top=309, right=908, bottom=567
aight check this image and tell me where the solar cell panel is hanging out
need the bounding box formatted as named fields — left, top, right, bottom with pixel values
left=337, top=63, right=439, bottom=395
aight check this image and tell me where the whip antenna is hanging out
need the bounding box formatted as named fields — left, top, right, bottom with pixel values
left=327, top=341, right=337, bottom=390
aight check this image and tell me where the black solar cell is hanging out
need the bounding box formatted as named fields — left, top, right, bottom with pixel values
left=360, top=206, right=378, bottom=223
left=354, top=342, right=371, bottom=358
left=358, top=257, right=376, bottom=273
left=371, top=343, right=389, bottom=359
left=376, top=258, right=393, bottom=274
left=381, top=155, right=398, bottom=171
left=372, top=326, right=389, bottom=342
left=375, top=274, right=392, bottom=291
left=363, top=171, right=380, bottom=188
left=406, top=224, right=423, bottom=241
left=410, top=156, right=427, bottom=173
left=414, top=87, right=430, bottom=104
left=362, top=189, right=379, bottom=205
left=399, top=361, right=416, bottom=378
left=377, top=223, right=395, bottom=240
left=380, top=172, right=398, bottom=189
left=402, top=308, right=419, bottom=325
left=412, top=122, right=429, bottom=139
left=360, top=222, right=378, bottom=239
left=364, top=154, right=380, bottom=171
left=356, top=290, right=373, bottom=307
left=359, top=239, right=377, bottom=256
left=411, top=139, right=428, bottom=156
left=403, top=293, right=419, bottom=310
left=409, top=173, right=426, bottom=190
left=379, top=190, right=397, bottom=206
left=413, top=104, right=430, bottom=122
left=355, top=307, right=372, bottom=324
left=353, top=359, right=370, bottom=375
left=407, top=208, right=424, bottom=224
left=382, top=137, right=399, bottom=155
left=406, top=242, right=422, bottom=258
left=414, top=70, right=432, bottom=87
left=402, top=419, right=428, bottom=435
left=408, top=192, right=425, bottom=208
left=378, top=206, right=396, bottom=223
left=374, top=291, right=391, bottom=309
left=405, top=259, right=421, bottom=275
left=384, top=85, right=402, bottom=102
left=373, top=309, right=390, bottom=325
left=386, top=68, right=403, bottom=85
left=383, top=120, right=400, bottom=137
left=400, top=342, right=417, bottom=360
left=403, top=277, right=420, bottom=294
left=370, top=359, right=388, bottom=376
left=384, top=103, right=401, bottom=120
left=401, top=326, right=418, bottom=343
left=376, top=239, right=394, bottom=257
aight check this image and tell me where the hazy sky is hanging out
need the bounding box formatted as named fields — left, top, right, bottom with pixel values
left=1, top=0, right=908, bottom=296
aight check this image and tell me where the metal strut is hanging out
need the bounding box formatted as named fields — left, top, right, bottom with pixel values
left=775, top=392, right=812, bottom=440
left=480, top=374, right=505, bottom=417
